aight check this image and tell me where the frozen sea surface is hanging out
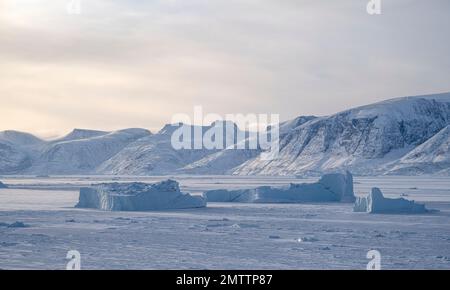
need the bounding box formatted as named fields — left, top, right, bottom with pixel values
left=0, top=175, right=449, bottom=269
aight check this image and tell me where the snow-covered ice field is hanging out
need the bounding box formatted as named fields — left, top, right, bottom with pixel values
left=0, top=175, right=449, bottom=269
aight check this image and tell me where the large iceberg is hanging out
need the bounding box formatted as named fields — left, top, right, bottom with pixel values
left=353, top=187, right=428, bottom=214
left=0, top=181, right=7, bottom=189
left=203, top=172, right=355, bottom=203
left=76, top=179, right=206, bottom=211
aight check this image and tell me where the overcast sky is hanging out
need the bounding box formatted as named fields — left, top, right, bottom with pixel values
left=0, top=0, right=449, bottom=138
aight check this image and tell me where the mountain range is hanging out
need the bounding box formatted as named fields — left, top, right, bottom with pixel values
left=1, top=92, right=449, bottom=176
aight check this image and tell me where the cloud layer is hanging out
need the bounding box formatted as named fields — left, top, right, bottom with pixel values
left=1, top=0, right=449, bottom=137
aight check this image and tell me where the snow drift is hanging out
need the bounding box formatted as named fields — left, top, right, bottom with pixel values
left=76, top=179, right=206, bottom=211
left=353, top=187, right=428, bottom=214
left=203, top=171, right=355, bottom=203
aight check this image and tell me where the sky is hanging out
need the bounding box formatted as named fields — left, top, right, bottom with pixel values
left=0, top=0, right=449, bottom=138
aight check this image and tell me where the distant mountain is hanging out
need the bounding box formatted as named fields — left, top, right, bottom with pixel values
left=0, top=128, right=151, bottom=175
left=96, top=126, right=200, bottom=175
left=0, top=130, right=44, bottom=146
left=233, top=93, right=450, bottom=176
left=30, top=128, right=151, bottom=174
left=0, top=130, right=44, bottom=174
left=0, top=92, right=449, bottom=176
left=98, top=122, right=249, bottom=175
left=54, top=129, right=109, bottom=142
left=0, top=141, right=32, bottom=174
left=387, top=125, right=450, bottom=175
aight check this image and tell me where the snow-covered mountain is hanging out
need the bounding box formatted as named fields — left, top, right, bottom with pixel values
left=0, top=92, right=449, bottom=176
left=387, top=125, right=450, bottom=175
left=234, top=93, right=450, bottom=176
left=0, top=131, right=44, bottom=174
left=0, top=141, right=33, bottom=174
left=30, top=128, right=151, bottom=174
left=0, top=128, right=150, bottom=175
left=0, top=130, right=44, bottom=146
left=98, top=122, right=250, bottom=175
left=96, top=126, right=208, bottom=175
left=53, top=128, right=108, bottom=143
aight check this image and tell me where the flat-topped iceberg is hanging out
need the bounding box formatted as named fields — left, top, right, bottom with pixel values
left=354, top=187, right=428, bottom=214
left=203, top=172, right=355, bottom=203
left=0, top=181, right=7, bottom=189
left=76, top=179, right=206, bottom=211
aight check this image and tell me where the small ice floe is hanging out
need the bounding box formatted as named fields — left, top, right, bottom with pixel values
left=354, top=187, right=429, bottom=214
left=75, top=179, right=206, bottom=211
left=0, top=242, right=18, bottom=247
left=297, top=236, right=319, bottom=243
left=115, top=217, right=131, bottom=221
left=436, top=256, right=450, bottom=262
left=203, top=171, right=355, bottom=203
left=238, top=223, right=259, bottom=229
left=208, top=218, right=230, bottom=222
left=0, top=221, right=29, bottom=228
left=188, top=224, right=204, bottom=230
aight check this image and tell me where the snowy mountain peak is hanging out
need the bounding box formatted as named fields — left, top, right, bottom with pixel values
left=158, top=123, right=184, bottom=135
left=57, top=128, right=150, bottom=143
left=234, top=93, right=450, bottom=176
left=0, top=130, right=44, bottom=146
left=58, top=129, right=109, bottom=142
left=26, top=128, right=151, bottom=174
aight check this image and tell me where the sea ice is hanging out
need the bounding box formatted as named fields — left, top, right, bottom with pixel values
left=0, top=221, right=28, bottom=228
left=7, top=221, right=28, bottom=228
left=76, top=179, right=206, bottom=211
left=203, top=172, right=355, bottom=203
left=353, top=187, right=428, bottom=214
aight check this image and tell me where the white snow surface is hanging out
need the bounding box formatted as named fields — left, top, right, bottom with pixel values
left=204, top=172, right=355, bottom=203
left=354, top=187, right=428, bottom=214
left=76, top=180, right=206, bottom=211
left=0, top=175, right=449, bottom=269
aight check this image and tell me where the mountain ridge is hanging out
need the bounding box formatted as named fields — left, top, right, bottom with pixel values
left=0, top=92, right=449, bottom=176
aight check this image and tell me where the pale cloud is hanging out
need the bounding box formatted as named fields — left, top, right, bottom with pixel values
left=0, top=0, right=449, bottom=137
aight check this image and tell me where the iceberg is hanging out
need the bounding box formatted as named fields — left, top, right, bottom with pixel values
left=0, top=181, right=7, bottom=189
left=203, top=172, right=355, bottom=203
left=353, top=187, right=428, bottom=214
left=76, top=179, right=206, bottom=211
